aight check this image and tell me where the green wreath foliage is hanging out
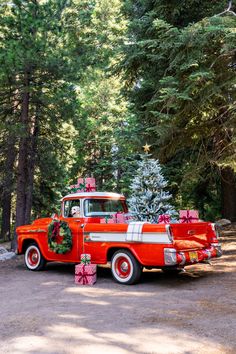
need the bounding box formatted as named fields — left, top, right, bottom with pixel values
left=48, top=220, right=73, bottom=254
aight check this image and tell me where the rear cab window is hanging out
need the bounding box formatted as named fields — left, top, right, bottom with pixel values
left=84, top=199, right=126, bottom=217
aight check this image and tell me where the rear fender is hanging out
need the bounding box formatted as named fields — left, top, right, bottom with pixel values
left=106, top=246, right=143, bottom=265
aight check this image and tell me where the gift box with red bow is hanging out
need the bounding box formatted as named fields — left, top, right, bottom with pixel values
left=85, top=177, right=96, bottom=192
left=75, top=263, right=97, bottom=285
left=158, top=214, right=171, bottom=224
left=179, top=210, right=199, bottom=223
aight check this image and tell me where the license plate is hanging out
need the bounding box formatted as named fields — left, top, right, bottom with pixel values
left=189, top=251, right=198, bottom=262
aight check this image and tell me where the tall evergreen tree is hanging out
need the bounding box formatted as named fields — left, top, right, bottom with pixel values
left=0, top=0, right=80, bottom=241
left=128, top=154, right=176, bottom=223
left=70, top=0, right=138, bottom=193
left=122, top=0, right=236, bottom=220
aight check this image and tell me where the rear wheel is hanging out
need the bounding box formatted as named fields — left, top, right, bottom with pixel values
left=111, top=250, right=142, bottom=285
left=24, top=243, right=46, bottom=271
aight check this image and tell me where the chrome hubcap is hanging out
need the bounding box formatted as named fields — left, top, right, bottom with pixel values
left=120, top=261, right=129, bottom=272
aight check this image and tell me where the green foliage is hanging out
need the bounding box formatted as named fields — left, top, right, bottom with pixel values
left=69, top=0, right=138, bottom=194
left=0, top=0, right=80, bottom=223
left=121, top=1, right=236, bottom=219
left=48, top=219, right=73, bottom=254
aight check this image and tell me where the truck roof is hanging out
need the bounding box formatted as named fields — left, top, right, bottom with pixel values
left=62, top=192, right=125, bottom=200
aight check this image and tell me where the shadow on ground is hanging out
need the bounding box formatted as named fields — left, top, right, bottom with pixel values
left=0, top=234, right=235, bottom=354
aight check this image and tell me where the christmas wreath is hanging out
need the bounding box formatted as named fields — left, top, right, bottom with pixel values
left=48, top=219, right=73, bottom=254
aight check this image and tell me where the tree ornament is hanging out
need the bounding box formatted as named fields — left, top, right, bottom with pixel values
left=48, top=220, right=73, bottom=254
left=128, top=154, right=176, bottom=223
left=143, top=143, right=151, bottom=154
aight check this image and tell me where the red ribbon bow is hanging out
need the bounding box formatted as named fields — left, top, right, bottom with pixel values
left=85, top=184, right=96, bottom=192
left=158, top=214, right=170, bottom=223
left=78, top=265, right=89, bottom=284
left=77, top=265, right=96, bottom=285
left=52, top=221, right=60, bottom=240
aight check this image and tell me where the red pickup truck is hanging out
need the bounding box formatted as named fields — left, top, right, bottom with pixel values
left=16, top=192, right=222, bottom=284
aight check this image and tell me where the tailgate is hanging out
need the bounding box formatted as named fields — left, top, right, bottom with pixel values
left=171, top=222, right=211, bottom=251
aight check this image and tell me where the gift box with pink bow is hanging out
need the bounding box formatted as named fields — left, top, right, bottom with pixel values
left=179, top=210, right=199, bottom=223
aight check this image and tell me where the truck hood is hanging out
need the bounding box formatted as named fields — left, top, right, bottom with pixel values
left=16, top=218, right=52, bottom=234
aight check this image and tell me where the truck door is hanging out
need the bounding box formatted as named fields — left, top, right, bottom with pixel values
left=58, top=198, right=84, bottom=262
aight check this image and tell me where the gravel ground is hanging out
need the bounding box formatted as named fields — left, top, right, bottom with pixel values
left=0, top=234, right=236, bottom=354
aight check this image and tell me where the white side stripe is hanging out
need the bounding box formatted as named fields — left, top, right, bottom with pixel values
left=87, top=232, right=171, bottom=244
left=89, top=233, right=126, bottom=242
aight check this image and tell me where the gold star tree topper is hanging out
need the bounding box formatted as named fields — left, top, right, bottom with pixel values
left=143, top=143, right=151, bottom=153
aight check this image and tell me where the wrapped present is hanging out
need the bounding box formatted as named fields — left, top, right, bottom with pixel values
left=69, top=178, right=85, bottom=193
left=100, top=218, right=107, bottom=224
left=77, top=178, right=86, bottom=192
left=179, top=210, right=199, bottom=223
left=75, top=264, right=97, bottom=285
left=115, top=213, right=127, bottom=224
left=158, top=214, right=170, bottom=224
left=100, top=215, right=111, bottom=224
left=107, top=218, right=115, bottom=224
left=69, top=177, right=96, bottom=193
left=85, top=177, right=96, bottom=192
left=80, top=253, right=91, bottom=265
left=100, top=213, right=131, bottom=224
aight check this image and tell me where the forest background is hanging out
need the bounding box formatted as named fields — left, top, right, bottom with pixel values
left=0, top=0, right=236, bottom=242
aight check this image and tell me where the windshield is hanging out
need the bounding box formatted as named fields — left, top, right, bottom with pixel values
left=84, top=199, right=126, bottom=217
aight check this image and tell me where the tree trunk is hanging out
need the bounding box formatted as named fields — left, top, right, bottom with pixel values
left=0, top=138, right=17, bottom=240
left=24, top=114, right=39, bottom=224
left=15, top=71, right=30, bottom=228
left=221, top=166, right=236, bottom=221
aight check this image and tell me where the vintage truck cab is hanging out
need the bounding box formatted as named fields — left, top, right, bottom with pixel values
left=16, top=192, right=222, bottom=284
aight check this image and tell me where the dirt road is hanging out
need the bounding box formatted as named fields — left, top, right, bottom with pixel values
left=0, top=235, right=236, bottom=354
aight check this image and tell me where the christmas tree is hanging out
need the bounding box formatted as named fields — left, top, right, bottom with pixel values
left=128, top=153, right=176, bottom=223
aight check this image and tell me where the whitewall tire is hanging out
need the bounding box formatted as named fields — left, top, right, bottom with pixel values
left=24, top=244, right=46, bottom=271
left=111, top=250, right=142, bottom=285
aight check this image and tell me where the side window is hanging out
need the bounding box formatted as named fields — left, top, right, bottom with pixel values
left=64, top=200, right=72, bottom=217
left=63, top=199, right=81, bottom=217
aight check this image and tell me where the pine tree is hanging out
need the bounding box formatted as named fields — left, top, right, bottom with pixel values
left=122, top=1, right=236, bottom=221
left=70, top=0, right=137, bottom=193
left=128, top=154, right=176, bottom=223
left=0, top=0, right=80, bottom=242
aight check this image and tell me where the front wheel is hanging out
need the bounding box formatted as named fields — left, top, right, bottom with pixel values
left=111, top=250, right=142, bottom=285
left=24, top=243, right=46, bottom=271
